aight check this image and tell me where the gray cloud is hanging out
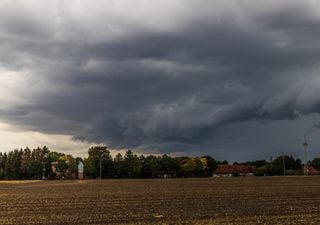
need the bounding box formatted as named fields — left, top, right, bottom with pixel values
left=1, top=0, right=320, bottom=158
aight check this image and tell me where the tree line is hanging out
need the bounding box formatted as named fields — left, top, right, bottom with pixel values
left=83, top=146, right=217, bottom=178
left=0, top=146, right=218, bottom=179
left=0, top=147, right=80, bottom=180
left=0, top=145, right=320, bottom=179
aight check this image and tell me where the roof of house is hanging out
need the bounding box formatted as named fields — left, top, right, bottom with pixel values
left=214, top=164, right=254, bottom=174
left=305, top=166, right=320, bottom=175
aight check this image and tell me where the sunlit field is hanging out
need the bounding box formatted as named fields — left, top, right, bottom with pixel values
left=0, top=177, right=320, bottom=225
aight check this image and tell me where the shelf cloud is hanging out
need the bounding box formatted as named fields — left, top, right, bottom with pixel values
left=1, top=0, right=320, bottom=158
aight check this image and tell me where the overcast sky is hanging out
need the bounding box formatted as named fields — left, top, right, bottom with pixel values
left=1, top=0, right=320, bottom=161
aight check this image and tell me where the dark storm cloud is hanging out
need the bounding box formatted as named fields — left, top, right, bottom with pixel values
left=1, top=0, right=320, bottom=154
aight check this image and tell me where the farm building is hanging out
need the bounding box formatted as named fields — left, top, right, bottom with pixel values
left=156, top=172, right=176, bottom=178
left=304, top=166, right=320, bottom=175
left=214, top=164, right=254, bottom=177
left=78, top=161, right=84, bottom=179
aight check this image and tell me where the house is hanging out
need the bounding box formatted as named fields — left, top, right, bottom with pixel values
left=214, top=164, right=254, bottom=177
left=304, top=166, right=320, bottom=175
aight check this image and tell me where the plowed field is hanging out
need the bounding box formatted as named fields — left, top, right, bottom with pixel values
left=0, top=177, right=320, bottom=224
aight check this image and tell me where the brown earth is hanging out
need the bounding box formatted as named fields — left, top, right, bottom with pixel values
left=0, top=177, right=320, bottom=224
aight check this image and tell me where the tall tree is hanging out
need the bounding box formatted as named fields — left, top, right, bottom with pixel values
left=311, top=158, right=320, bottom=171
left=160, top=155, right=180, bottom=177
left=181, top=157, right=207, bottom=177
left=5, top=150, right=22, bottom=179
left=0, top=152, right=6, bottom=179
left=141, top=155, right=160, bottom=178
left=20, top=147, right=31, bottom=178
left=114, top=153, right=124, bottom=178
left=123, top=150, right=141, bottom=178
left=202, top=155, right=217, bottom=176
left=86, top=146, right=112, bottom=178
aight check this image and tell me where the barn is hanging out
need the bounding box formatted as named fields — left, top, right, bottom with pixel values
left=214, top=164, right=254, bottom=177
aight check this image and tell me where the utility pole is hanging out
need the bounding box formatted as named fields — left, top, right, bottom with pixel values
left=302, top=136, right=309, bottom=176
left=42, top=162, right=45, bottom=180
left=282, top=152, right=286, bottom=176
left=99, top=155, right=102, bottom=180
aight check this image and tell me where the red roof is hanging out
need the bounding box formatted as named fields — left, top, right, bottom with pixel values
left=304, top=166, right=320, bottom=175
left=214, top=164, right=254, bottom=174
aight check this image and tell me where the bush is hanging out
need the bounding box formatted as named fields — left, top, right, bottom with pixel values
left=254, top=167, right=266, bottom=176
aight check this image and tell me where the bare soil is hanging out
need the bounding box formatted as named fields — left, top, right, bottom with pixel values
left=0, top=177, right=320, bottom=224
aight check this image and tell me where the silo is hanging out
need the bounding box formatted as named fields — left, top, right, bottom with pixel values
left=78, top=161, right=84, bottom=179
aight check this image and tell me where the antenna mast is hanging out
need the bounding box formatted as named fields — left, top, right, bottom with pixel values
left=302, top=135, right=309, bottom=176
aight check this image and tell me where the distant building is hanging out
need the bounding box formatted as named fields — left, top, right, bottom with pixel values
left=51, top=162, right=58, bottom=173
left=156, top=173, right=175, bottom=178
left=214, top=164, right=254, bottom=177
left=304, top=166, right=320, bottom=176
left=78, top=161, right=84, bottom=179
left=50, top=162, right=59, bottom=179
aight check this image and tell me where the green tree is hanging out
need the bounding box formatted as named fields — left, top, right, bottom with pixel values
left=270, top=155, right=301, bottom=175
left=29, top=147, right=47, bottom=179
left=0, top=152, right=7, bottom=179
left=85, top=146, right=111, bottom=178
left=5, top=149, right=22, bottom=179
left=66, top=154, right=78, bottom=178
left=101, top=153, right=115, bottom=178
left=311, top=158, right=320, bottom=171
left=123, top=150, right=141, bottom=178
left=141, top=155, right=160, bottom=178
left=20, top=147, right=32, bottom=178
left=180, top=157, right=206, bottom=177
left=241, top=160, right=267, bottom=168
left=57, top=155, right=68, bottom=179
left=254, top=166, right=267, bottom=176
left=84, top=156, right=97, bottom=178
left=46, top=151, right=60, bottom=179
left=160, top=155, right=180, bottom=177
left=114, top=153, right=124, bottom=178
left=27, top=160, right=43, bottom=179
left=202, top=155, right=217, bottom=176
